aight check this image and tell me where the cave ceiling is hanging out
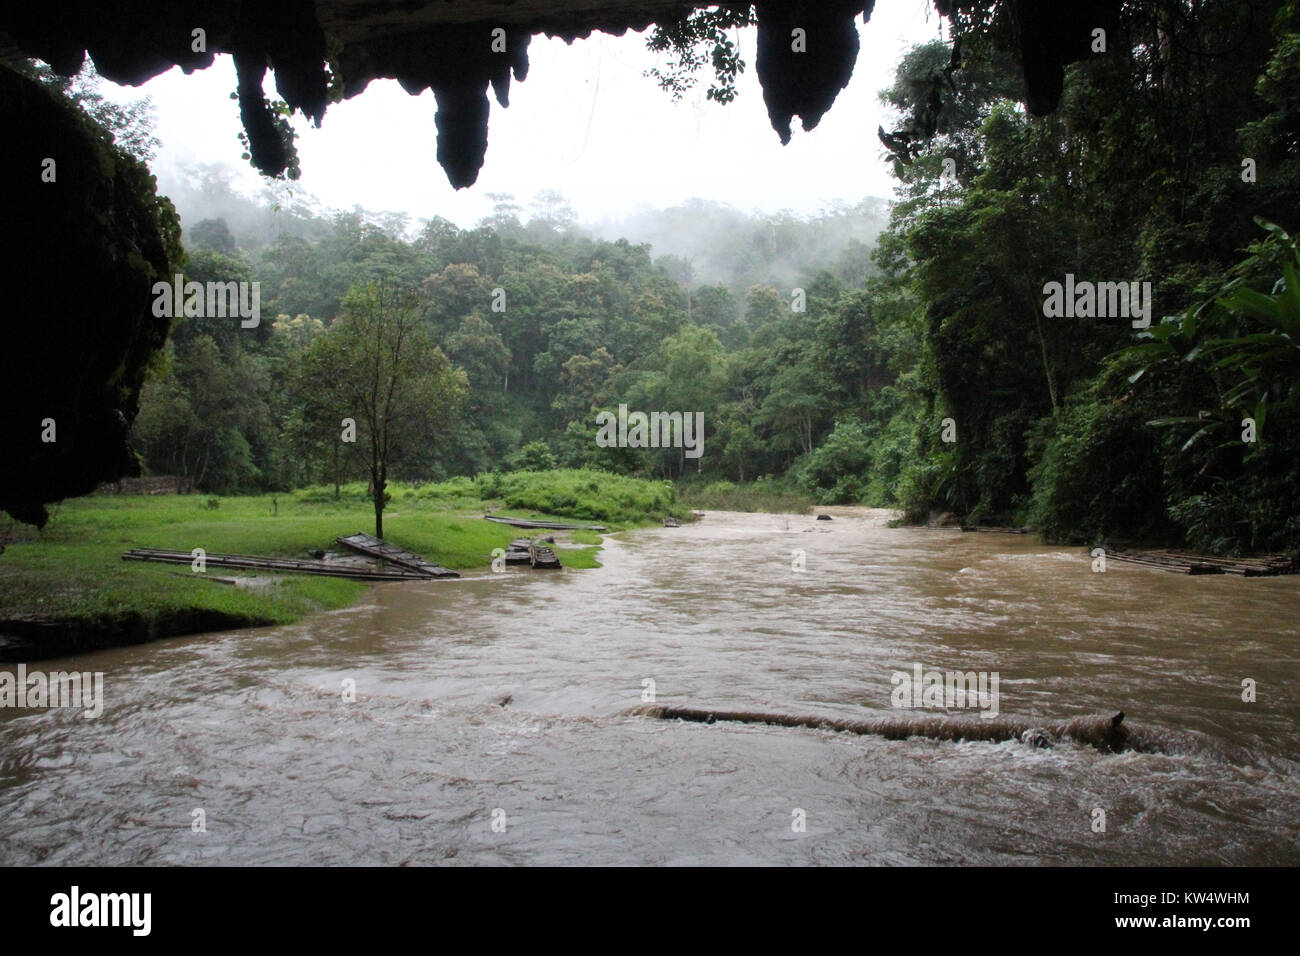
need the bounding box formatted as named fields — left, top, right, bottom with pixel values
left=0, top=1, right=1115, bottom=188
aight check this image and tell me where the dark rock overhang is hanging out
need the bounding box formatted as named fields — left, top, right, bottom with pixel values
left=0, top=1, right=1120, bottom=188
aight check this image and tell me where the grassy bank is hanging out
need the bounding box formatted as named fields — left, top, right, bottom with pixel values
left=0, top=469, right=676, bottom=658
left=679, top=478, right=816, bottom=515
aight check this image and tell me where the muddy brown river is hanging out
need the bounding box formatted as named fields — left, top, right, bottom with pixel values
left=1, top=509, right=1297, bottom=865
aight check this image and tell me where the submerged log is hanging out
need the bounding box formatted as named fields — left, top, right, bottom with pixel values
left=628, top=704, right=1133, bottom=753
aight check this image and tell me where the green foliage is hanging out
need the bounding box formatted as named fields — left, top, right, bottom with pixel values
left=1026, top=370, right=1173, bottom=544
left=863, top=3, right=1300, bottom=552
left=189, top=218, right=238, bottom=255
left=796, top=419, right=873, bottom=504
left=680, top=477, right=814, bottom=514
left=645, top=5, right=756, bottom=105
left=1105, top=220, right=1300, bottom=552
left=484, top=469, right=682, bottom=524
left=511, top=441, right=557, bottom=472
left=29, top=60, right=161, bottom=163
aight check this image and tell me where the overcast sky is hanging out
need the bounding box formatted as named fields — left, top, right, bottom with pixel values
left=104, top=2, right=941, bottom=228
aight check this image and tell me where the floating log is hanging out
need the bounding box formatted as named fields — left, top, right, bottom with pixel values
left=122, top=548, right=428, bottom=581
left=336, top=532, right=459, bottom=578
left=628, top=704, right=1134, bottom=753
left=484, top=514, right=606, bottom=532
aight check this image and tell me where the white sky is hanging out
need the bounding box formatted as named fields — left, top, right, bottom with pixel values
left=104, top=2, right=941, bottom=227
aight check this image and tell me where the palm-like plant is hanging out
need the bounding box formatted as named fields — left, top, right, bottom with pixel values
left=1203, top=220, right=1300, bottom=438
left=1118, top=218, right=1299, bottom=454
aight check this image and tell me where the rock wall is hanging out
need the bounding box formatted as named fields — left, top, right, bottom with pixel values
left=0, top=66, right=182, bottom=527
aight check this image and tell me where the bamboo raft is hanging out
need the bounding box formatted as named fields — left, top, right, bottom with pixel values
left=121, top=548, right=429, bottom=581
left=484, top=514, right=606, bottom=532
left=336, top=532, right=459, bottom=578
left=1106, top=548, right=1296, bottom=576
left=504, top=538, right=533, bottom=565
left=500, top=537, right=561, bottom=569
left=528, top=540, right=561, bottom=569
left=923, top=524, right=1030, bottom=533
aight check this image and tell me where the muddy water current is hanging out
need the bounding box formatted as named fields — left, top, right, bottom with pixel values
left=2, top=509, right=1296, bottom=865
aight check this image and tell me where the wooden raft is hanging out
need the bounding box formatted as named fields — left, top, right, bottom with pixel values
left=502, top=537, right=561, bottom=569
left=528, top=540, right=561, bottom=569
left=336, top=532, right=459, bottom=578
left=1105, top=549, right=1296, bottom=576
left=122, top=548, right=428, bottom=581
left=484, top=514, right=606, bottom=532
left=504, top=539, right=533, bottom=565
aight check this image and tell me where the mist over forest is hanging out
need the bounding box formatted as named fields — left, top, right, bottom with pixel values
left=156, top=161, right=890, bottom=293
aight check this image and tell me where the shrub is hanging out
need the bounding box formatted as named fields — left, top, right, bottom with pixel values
left=511, top=441, right=557, bottom=472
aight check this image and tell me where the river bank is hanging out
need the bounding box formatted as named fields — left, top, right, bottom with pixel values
left=0, top=471, right=679, bottom=660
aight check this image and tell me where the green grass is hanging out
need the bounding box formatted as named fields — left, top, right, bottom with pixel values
left=475, top=468, right=686, bottom=525
left=0, top=469, right=673, bottom=648
left=679, top=479, right=816, bottom=514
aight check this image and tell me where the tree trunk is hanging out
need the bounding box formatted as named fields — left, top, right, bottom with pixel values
left=372, top=469, right=385, bottom=539
left=1032, top=307, right=1059, bottom=415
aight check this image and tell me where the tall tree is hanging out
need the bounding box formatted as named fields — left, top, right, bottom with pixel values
left=302, top=280, right=467, bottom=537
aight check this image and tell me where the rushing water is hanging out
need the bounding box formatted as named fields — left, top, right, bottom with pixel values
left=2, top=509, right=1297, bottom=865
